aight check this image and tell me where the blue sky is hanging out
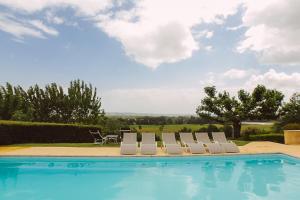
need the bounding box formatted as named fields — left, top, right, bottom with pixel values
left=0, top=0, right=300, bottom=114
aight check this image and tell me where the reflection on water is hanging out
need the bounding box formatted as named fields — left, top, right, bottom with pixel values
left=0, top=155, right=299, bottom=200
left=238, top=159, right=285, bottom=197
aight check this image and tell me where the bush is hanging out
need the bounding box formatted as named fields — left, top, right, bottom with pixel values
left=223, top=124, right=233, bottom=138
left=0, top=120, right=102, bottom=145
left=283, top=123, right=300, bottom=130
left=248, top=134, right=284, bottom=143
left=194, top=124, right=221, bottom=139
left=207, top=124, right=219, bottom=134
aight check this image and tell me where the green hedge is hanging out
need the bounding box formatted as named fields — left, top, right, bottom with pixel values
left=0, top=120, right=102, bottom=145
left=283, top=123, right=300, bottom=130
left=249, top=133, right=284, bottom=143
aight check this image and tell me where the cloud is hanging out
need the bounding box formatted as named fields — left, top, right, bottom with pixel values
left=0, top=0, right=113, bottom=40
left=45, top=11, right=64, bottom=25
left=238, top=0, right=300, bottom=65
left=96, top=0, right=242, bottom=68
left=0, top=0, right=113, bottom=16
left=0, top=13, right=45, bottom=39
left=246, top=69, right=300, bottom=90
left=0, top=0, right=242, bottom=68
left=29, top=20, right=58, bottom=36
left=194, top=30, right=214, bottom=39
left=102, top=69, right=300, bottom=114
left=223, top=68, right=250, bottom=79
left=102, top=88, right=203, bottom=114
left=202, top=68, right=300, bottom=99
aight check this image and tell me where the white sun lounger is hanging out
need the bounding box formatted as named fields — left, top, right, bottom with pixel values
left=179, top=132, right=206, bottom=154
left=140, top=132, right=157, bottom=155
left=212, top=132, right=240, bottom=153
left=195, top=132, right=224, bottom=154
left=162, top=133, right=182, bottom=154
left=120, top=132, right=138, bottom=155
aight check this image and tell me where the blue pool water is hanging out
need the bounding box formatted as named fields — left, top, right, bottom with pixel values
left=0, top=154, right=300, bottom=200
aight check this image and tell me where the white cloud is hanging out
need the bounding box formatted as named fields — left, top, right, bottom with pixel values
left=102, top=69, right=300, bottom=114
left=29, top=20, right=58, bottom=36
left=96, top=0, right=241, bottom=69
left=0, top=0, right=113, bottom=16
left=45, top=11, right=64, bottom=25
left=0, top=13, right=45, bottom=39
left=194, top=30, right=214, bottom=39
left=238, top=0, right=300, bottom=65
left=0, top=0, right=242, bottom=68
left=223, top=68, right=250, bottom=79
left=0, top=0, right=114, bottom=40
left=246, top=69, right=300, bottom=91
left=102, top=88, right=203, bottom=114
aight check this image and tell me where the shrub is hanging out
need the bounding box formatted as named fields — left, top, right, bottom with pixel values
left=283, top=123, right=300, bottom=130
left=223, top=124, right=233, bottom=138
left=0, top=120, right=102, bottom=145
left=194, top=124, right=221, bottom=138
left=248, top=134, right=284, bottom=143
left=207, top=124, right=219, bottom=134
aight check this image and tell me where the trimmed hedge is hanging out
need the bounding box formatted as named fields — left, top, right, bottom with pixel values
left=249, top=133, right=284, bottom=143
left=283, top=123, right=300, bottom=130
left=0, top=120, right=102, bottom=145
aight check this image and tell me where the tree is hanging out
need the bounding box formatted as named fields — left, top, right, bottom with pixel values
left=0, top=80, right=104, bottom=124
left=196, top=85, right=284, bottom=138
left=280, top=93, right=300, bottom=124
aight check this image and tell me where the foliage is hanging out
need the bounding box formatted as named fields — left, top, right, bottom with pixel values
left=283, top=123, right=300, bottom=130
left=223, top=124, right=233, bottom=138
left=241, top=127, right=271, bottom=140
left=114, top=115, right=213, bottom=125
left=248, top=133, right=284, bottom=143
left=280, top=93, right=300, bottom=124
left=196, top=85, right=284, bottom=138
left=0, top=120, right=102, bottom=145
left=0, top=80, right=104, bottom=124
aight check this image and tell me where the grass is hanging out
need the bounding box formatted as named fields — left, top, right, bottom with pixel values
left=232, top=140, right=250, bottom=146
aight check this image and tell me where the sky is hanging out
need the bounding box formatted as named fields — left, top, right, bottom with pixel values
left=0, top=0, right=300, bottom=114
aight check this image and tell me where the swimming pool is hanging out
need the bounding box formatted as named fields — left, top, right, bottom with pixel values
left=0, top=154, right=299, bottom=200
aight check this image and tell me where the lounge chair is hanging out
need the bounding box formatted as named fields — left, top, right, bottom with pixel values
left=162, top=133, right=182, bottom=154
left=179, top=132, right=206, bottom=154
left=120, top=132, right=138, bottom=155
left=89, top=130, right=106, bottom=144
left=195, top=132, right=224, bottom=154
left=140, top=132, right=157, bottom=155
left=212, top=132, right=240, bottom=153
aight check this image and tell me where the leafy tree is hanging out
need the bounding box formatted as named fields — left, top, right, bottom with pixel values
left=0, top=80, right=104, bottom=124
left=280, top=93, right=300, bottom=124
left=196, top=85, right=284, bottom=138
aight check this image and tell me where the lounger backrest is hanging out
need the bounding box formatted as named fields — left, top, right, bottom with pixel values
left=142, top=132, right=155, bottom=144
left=89, top=130, right=103, bottom=139
left=162, top=133, right=177, bottom=144
left=212, top=132, right=228, bottom=143
left=195, top=132, right=211, bottom=143
left=123, top=132, right=137, bottom=144
left=179, top=132, right=195, bottom=144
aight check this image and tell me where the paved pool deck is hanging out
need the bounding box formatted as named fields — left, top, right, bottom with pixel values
left=0, top=142, right=300, bottom=158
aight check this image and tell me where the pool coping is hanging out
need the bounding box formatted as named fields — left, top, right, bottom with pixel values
left=0, top=152, right=297, bottom=159
left=1, top=142, right=300, bottom=159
